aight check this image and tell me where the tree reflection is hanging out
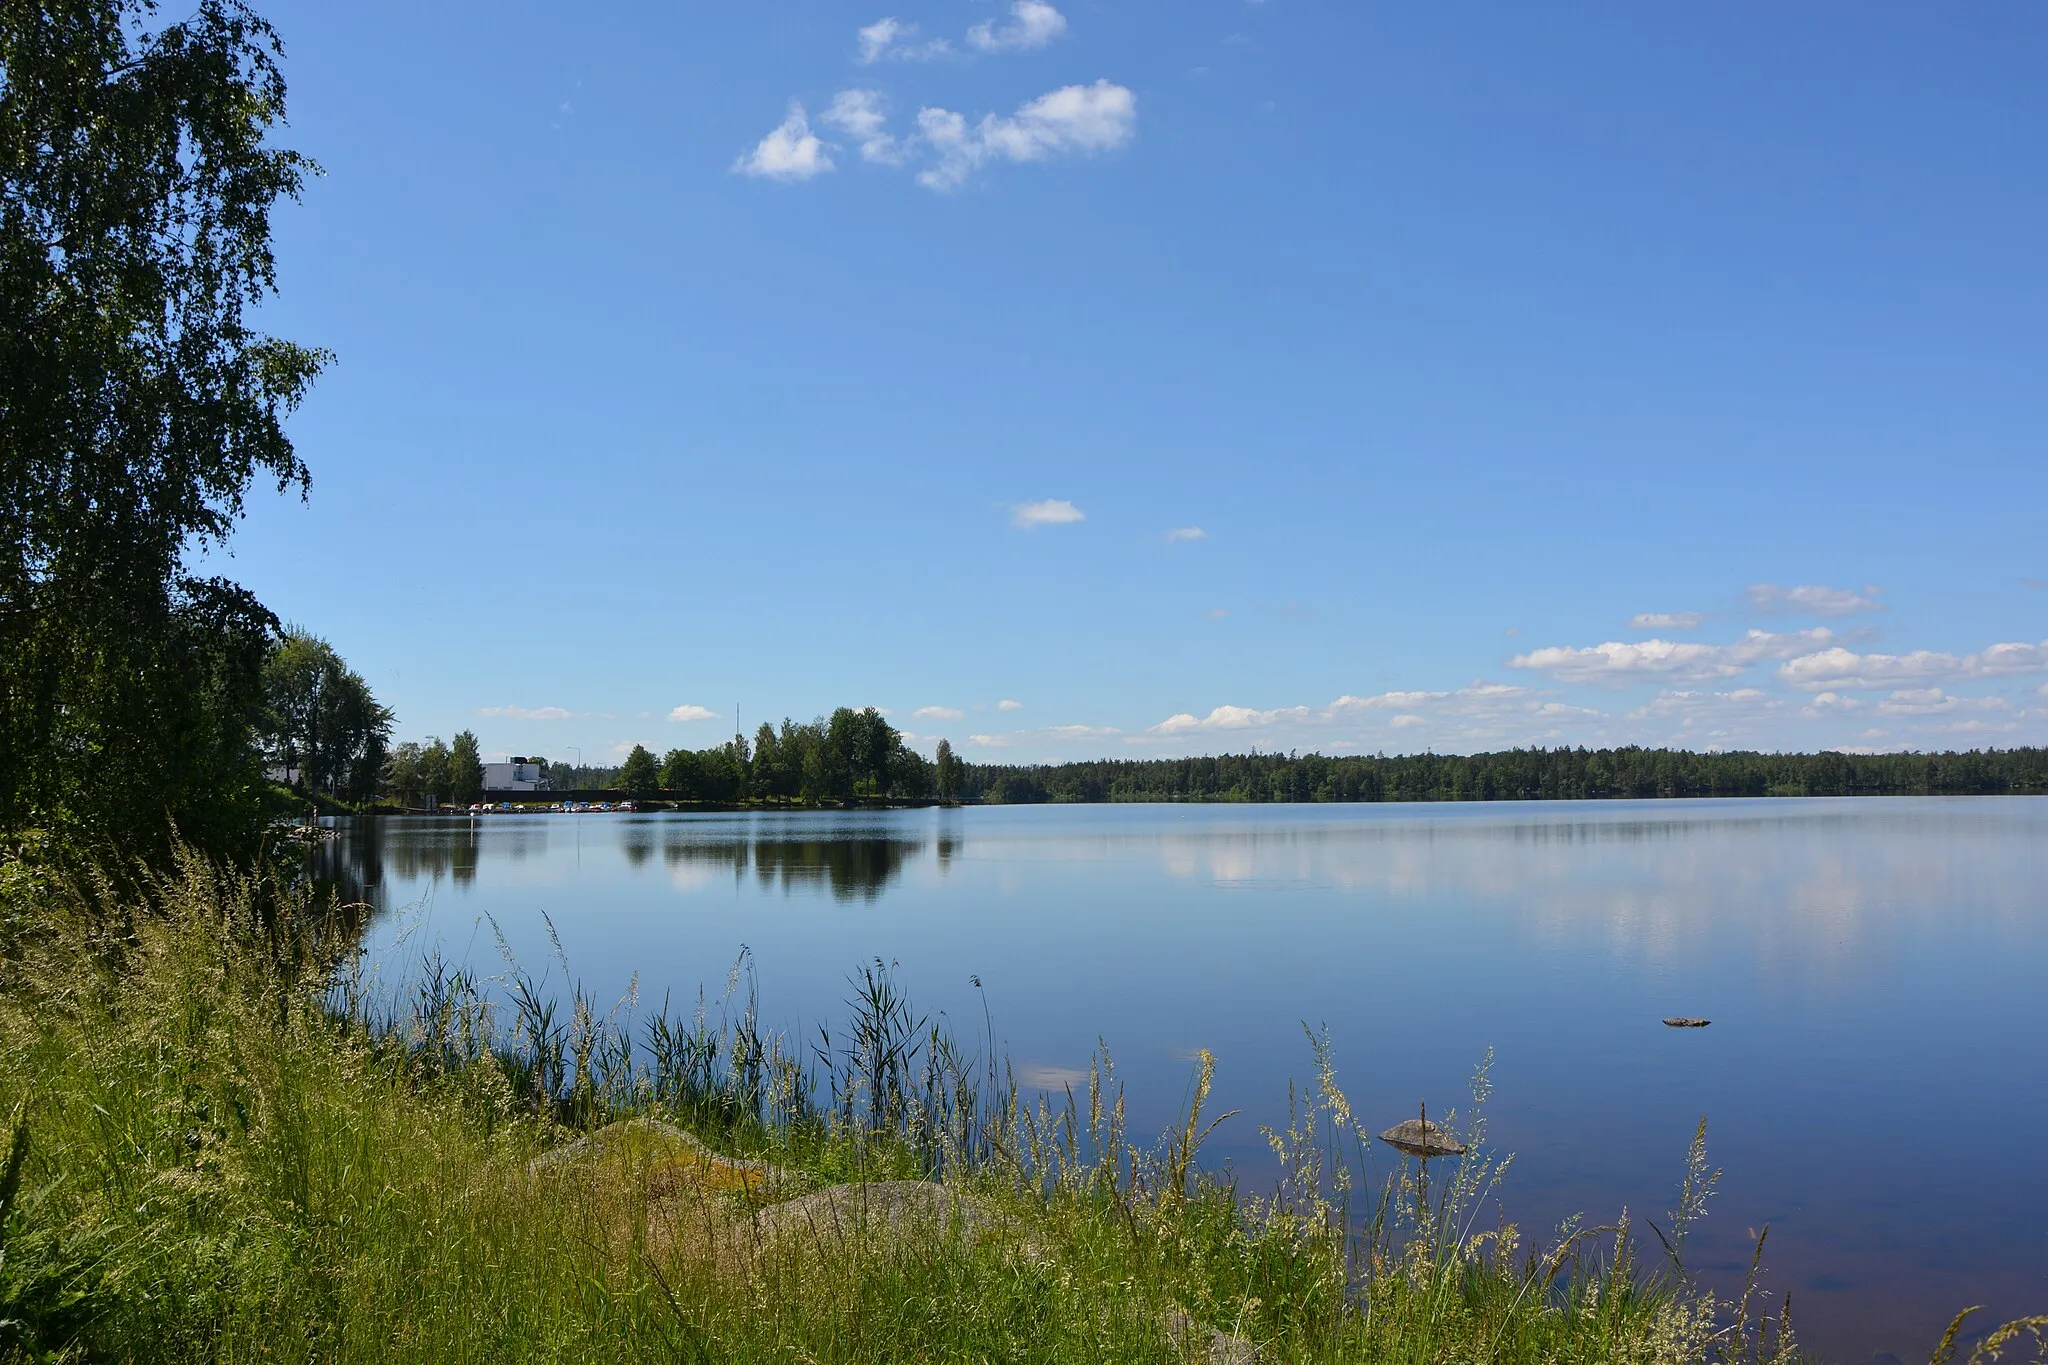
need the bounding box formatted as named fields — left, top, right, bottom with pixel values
left=661, top=832, right=923, bottom=902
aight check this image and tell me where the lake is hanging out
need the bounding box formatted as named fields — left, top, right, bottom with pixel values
left=333, top=798, right=2048, bottom=1359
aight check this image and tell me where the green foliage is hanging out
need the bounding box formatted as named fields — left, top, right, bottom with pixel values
left=261, top=632, right=393, bottom=803
left=934, top=739, right=962, bottom=802
left=384, top=737, right=460, bottom=807
left=618, top=744, right=660, bottom=800
left=650, top=710, right=929, bottom=806
left=0, top=0, right=327, bottom=867
left=963, top=745, right=2048, bottom=804
left=448, top=730, right=484, bottom=804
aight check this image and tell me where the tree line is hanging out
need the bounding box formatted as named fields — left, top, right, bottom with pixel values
left=956, top=746, right=2048, bottom=804
left=605, top=711, right=966, bottom=805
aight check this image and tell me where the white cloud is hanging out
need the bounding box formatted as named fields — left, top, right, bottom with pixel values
left=966, top=0, right=1069, bottom=53
left=1165, top=526, right=1206, bottom=543
left=1872, top=689, right=2009, bottom=717
left=1925, top=718, right=2021, bottom=735
left=1630, top=612, right=1703, bottom=631
left=1748, top=583, right=1883, bottom=617
left=1136, top=683, right=1582, bottom=752
left=966, top=723, right=1118, bottom=749
left=1510, top=629, right=1834, bottom=686
left=822, top=89, right=900, bottom=163
left=1011, top=497, right=1085, bottom=529
left=997, top=699, right=1024, bottom=711
left=857, top=17, right=901, bottom=62
left=477, top=703, right=578, bottom=721
left=1629, top=688, right=1784, bottom=722
left=914, top=705, right=964, bottom=721
left=1778, top=639, right=2048, bottom=691
left=1202, top=608, right=1228, bottom=620
left=1150, top=704, right=1311, bottom=735
left=1800, top=691, right=1861, bottom=717
left=733, top=103, right=833, bottom=181
left=856, top=17, right=951, bottom=64
left=1975, top=641, right=2048, bottom=676
left=917, top=80, right=1136, bottom=190
left=668, top=704, right=721, bottom=723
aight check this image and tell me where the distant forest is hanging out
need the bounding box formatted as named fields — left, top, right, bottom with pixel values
left=547, top=740, right=2048, bottom=805
left=955, top=746, right=2048, bottom=804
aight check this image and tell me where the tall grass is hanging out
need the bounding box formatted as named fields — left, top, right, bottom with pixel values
left=0, top=853, right=2038, bottom=1364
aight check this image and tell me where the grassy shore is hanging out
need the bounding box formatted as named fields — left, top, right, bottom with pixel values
left=0, top=856, right=2038, bottom=1365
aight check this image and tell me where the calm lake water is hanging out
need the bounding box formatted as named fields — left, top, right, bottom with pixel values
left=334, top=798, right=2048, bottom=1359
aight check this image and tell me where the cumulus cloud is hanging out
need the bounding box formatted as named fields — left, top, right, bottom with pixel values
left=668, top=704, right=721, bottom=723
left=1510, top=629, right=1835, bottom=686
left=733, top=103, right=832, bottom=181
left=1150, top=704, right=1310, bottom=735
left=477, top=703, right=578, bottom=721
left=1631, top=612, right=1703, bottom=631
left=1165, top=526, right=1206, bottom=542
left=966, top=723, right=1118, bottom=749
left=1777, top=639, right=2048, bottom=691
left=1011, top=498, right=1085, bottom=529
left=1872, top=689, right=2009, bottom=717
left=821, top=89, right=900, bottom=163
left=914, top=705, right=964, bottom=721
left=966, top=0, right=1069, bottom=53
left=857, top=17, right=902, bottom=62
left=997, top=699, right=1024, bottom=711
left=917, top=80, right=1136, bottom=190
left=1748, top=583, right=1883, bottom=617
left=1629, top=688, right=1785, bottom=721
left=856, top=17, right=951, bottom=63
left=1137, top=683, right=1590, bottom=751
left=1926, top=718, right=2020, bottom=735
left=1800, top=691, right=1861, bottom=717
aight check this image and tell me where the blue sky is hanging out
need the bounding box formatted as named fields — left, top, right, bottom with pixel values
left=204, top=0, right=2048, bottom=763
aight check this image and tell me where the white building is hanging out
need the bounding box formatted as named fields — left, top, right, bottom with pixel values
left=482, top=759, right=550, bottom=793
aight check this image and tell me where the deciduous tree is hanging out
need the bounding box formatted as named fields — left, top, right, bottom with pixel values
left=1, top=0, right=326, bottom=863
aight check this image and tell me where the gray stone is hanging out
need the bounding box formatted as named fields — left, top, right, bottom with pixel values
left=1377, top=1118, right=1466, bottom=1158
left=748, top=1179, right=1017, bottom=1246
left=1163, top=1306, right=1262, bottom=1364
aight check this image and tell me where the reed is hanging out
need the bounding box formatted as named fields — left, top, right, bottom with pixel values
left=0, top=853, right=2038, bottom=1364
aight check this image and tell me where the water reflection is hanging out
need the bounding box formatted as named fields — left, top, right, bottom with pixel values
left=345, top=815, right=927, bottom=904
left=303, top=815, right=385, bottom=907
left=659, top=833, right=924, bottom=901
left=340, top=800, right=2048, bottom=1360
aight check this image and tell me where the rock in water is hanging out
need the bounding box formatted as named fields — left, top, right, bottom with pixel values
left=1662, top=1017, right=1711, bottom=1028
left=1377, top=1118, right=1466, bottom=1158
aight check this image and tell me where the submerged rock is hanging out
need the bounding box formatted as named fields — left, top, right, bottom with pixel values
left=1377, top=1118, right=1466, bottom=1158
